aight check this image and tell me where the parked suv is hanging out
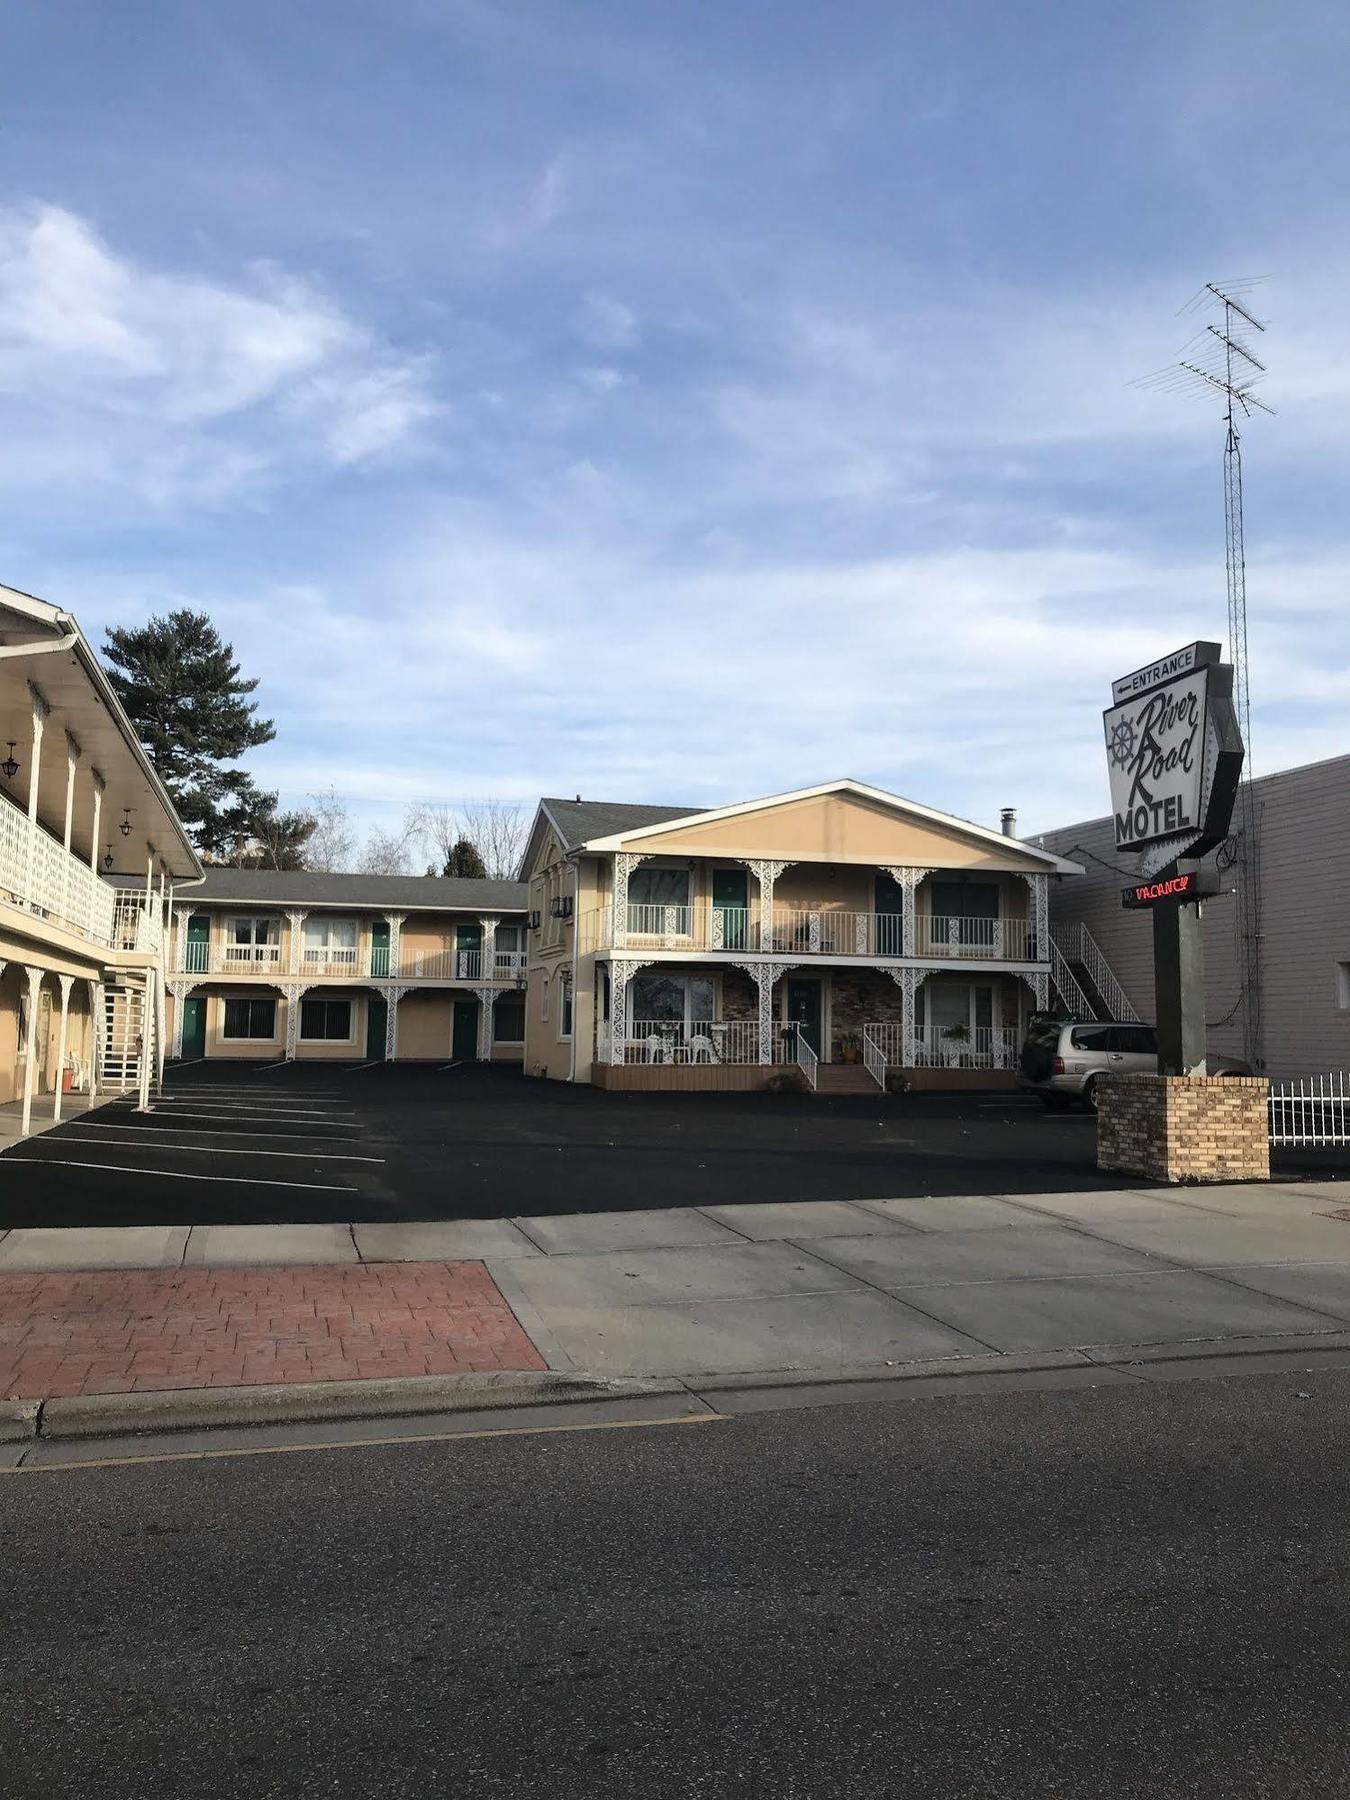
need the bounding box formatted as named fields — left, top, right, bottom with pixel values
left=1016, top=1015, right=1249, bottom=1110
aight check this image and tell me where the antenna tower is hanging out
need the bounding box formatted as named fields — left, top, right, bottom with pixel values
left=1133, top=280, right=1272, bottom=1069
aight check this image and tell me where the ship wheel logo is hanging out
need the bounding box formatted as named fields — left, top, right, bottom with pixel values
left=1107, top=718, right=1136, bottom=768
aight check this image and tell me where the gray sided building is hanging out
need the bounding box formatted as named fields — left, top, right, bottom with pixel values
left=1036, top=752, right=1350, bottom=1080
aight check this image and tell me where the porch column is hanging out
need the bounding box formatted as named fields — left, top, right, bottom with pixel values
left=731, top=960, right=796, bottom=1064
left=61, top=731, right=81, bottom=851
left=887, top=966, right=925, bottom=1068
left=88, top=769, right=105, bottom=871
left=882, top=866, right=935, bottom=959
left=474, top=984, right=498, bottom=1059
left=88, top=979, right=104, bottom=1091
left=172, top=905, right=190, bottom=973
left=1020, top=872, right=1049, bottom=960
left=283, top=983, right=312, bottom=1059
left=50, top=973, right=74, bottom=1122
left=168, top=980, right=196, bottom=1059
left=385, top=985, right=409, bottom=1060
left=743, top=860, right=791, bottom=953
left=24, top=686, right=48, bottom=905
left=136, top=970, right=156, bottom=1111
left=478, top=916, right=500, bottom=983
left=383, top=912, right=404, bottom=980
left=610, top=854, right=651, bottom=951
left=19, top=966, right=42, bottom=1137
left=287, top=910, right=307, bottom=974
left=606, top=957, right=653, bottom=1064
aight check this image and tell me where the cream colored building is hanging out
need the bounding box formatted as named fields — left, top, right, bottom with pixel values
left=0, top=583, right=201, bottom=1131
left=165, top=871, right=529, bottom=1064
left=521, top=783, right=1089, bottom=1091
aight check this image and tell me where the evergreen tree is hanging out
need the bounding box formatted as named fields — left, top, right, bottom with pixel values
left=102, top=609, right=276, bottom=857
left=443, top=836, right=488, bottom=879
left=233, top=808, right=318, bottom=871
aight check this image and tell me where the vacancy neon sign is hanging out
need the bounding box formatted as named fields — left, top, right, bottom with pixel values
left=1121, top=870, right=1215, bottom=909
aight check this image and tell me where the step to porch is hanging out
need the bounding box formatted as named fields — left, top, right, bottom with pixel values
left=813, top=1065, right=881, bottom=1094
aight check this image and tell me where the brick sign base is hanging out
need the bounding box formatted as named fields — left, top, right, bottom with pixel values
left=1097, top=1073, right=1271, bottom=1183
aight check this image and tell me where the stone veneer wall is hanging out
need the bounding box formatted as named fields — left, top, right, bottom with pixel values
left=1098, top=1074, right=1270, bottom=1183
left=829, top=968, right=905, bottom=1059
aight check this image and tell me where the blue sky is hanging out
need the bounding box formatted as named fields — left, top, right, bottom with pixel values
left=3, top=0, right=1347, bottom=843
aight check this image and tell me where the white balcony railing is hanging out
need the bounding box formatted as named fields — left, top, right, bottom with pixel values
left=610, top=1018, right=802, bottom=1066
left=581, top=903, right=1040, bottom=962
left=0, top=788, right=119, bottom=947
left=225, top=942, right=283, bottom=968
left=863, top=1021, right=1021, bottom=1071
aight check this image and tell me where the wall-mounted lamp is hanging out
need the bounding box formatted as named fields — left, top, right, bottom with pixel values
left=103, top=845, right=115, bottom=871
left=119, top=808, right=133, bottom=838
left=1, top=743, right=18, bottom=781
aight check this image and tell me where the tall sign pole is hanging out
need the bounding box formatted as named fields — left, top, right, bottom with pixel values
left=1103, top=642, right=1244, bottom=1075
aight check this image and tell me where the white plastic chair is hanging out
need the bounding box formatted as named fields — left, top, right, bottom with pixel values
left=686, top=1034, right=716, bottom=1064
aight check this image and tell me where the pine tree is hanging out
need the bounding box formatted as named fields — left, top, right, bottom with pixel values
left=102, top=610, right=276, bottom=857
left=443, top=836, right=488, bottom=879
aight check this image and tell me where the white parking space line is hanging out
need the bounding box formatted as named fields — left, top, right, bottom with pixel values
left=101, top=1108, right=362, bottom=1132
left=132, top=1106, right=360, bottom=1127
left=343, top=1062, right=382, bottom=1073
left=2, top=1157, right=356, bottom=1192
left=69, top=1120, right=366, bottom=1144
left=50, top=1127, right=384, bottom=1162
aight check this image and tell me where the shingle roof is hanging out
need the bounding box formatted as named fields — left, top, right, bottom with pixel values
left=175, top=870, right=528, bottom=911
left=540, top=798, right=700, bottom=852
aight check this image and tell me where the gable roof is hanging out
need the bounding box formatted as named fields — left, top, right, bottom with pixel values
left=538, top=797, right=701, bottom=854
left=566, top=780, right=1083, bottom=874
left=175, top=869, right=528, bottom=911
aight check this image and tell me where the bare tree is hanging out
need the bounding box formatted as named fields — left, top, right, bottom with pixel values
left=410, top=802, right=458, bottom=874
left=305, top=788, right=356, bottom=873
left=458, top=799, right=528, bottom=880
left=359, top=807, right=422, bottom=876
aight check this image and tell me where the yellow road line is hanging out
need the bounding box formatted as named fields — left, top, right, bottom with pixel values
left=4, top=1410, right=729, bottom=1475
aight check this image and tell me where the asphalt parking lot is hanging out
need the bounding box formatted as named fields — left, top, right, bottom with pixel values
left=0, top=1061, right=1342, bottom=1228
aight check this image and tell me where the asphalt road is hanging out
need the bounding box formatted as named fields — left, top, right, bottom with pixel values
left=3, top=1369, right=1348, bottom=1797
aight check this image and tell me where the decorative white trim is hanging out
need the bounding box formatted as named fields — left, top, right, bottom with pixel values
left=885, top=964, right=927, bottom=1067
left=607, top=956, right=654, bottom=1063
left=742, top=860, right=792, bottom=951
left=883, top=867, right=935, bottom=959
left=1019, top=969, right=1050, bottom=1012
left=286, top=910, right=307, bottom=975
left=730, top=958, right=797, bottom=1063
left=384, top=912, right=404, bottom=980
left=281, top=982, right=312, bottom=1058
left=1019, top=873, right=1049, bottom=961
left=385, top=984, right=410, bottom=1060
left=474, top=984, right=498, bottom=1059
left=611, top=853, right=652, bottom=951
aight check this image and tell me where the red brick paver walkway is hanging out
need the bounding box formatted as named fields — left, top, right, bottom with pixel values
left=0, top=1262, right=546, bottom=1399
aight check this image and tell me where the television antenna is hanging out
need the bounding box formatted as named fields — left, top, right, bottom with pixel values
left=1132, top=280, right=1272, bottom=1069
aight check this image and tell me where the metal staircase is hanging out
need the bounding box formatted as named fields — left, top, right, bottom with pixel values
left=1049, top=923, right=1139, bottom=1023
left=98, top=971, right=161, bottom=1101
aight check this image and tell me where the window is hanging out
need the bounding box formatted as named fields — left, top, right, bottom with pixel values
left=222, top=997, right=277, bottom=1041
left=300, top=999, right=353, bottom=1042
left=303, top=917, right=358, bottom=965
left=493, top=996, right=525, bottom=1043
left=559, top=972, right=573, bottom=1041
left=1338, top=963, right=1350, bottom=1010
left=1111, top=1026, right=1157, bottom=1053
left=1069, top=1025, right=1112, bottom=1051
left=629, top=972, right=714, bottom=1032
left=541, top=976, right=551, bottom=1022
left=629, top=867, right=691, bottom=909
left=224, top=916, right=280, bottom=963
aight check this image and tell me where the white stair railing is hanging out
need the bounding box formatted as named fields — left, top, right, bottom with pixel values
left=1075, top=923, right=1139, bottom=1023
left=861, top=1025, right=887, bottom=1090
left=1049, top=941, right=1094, bottom=1021
left=793, top=1022, right=819, bottom=1091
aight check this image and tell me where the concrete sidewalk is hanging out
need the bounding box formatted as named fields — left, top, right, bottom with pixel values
left=3, top=1183, right=1349, bottom=1402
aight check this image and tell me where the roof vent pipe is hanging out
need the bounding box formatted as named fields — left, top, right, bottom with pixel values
left=1001, top=807, right=1017, bottom=838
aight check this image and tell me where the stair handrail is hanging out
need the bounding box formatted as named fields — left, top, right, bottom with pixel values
left=1049, top=941, right=1095, bottom=1021
left=1073, top=922, right=1140, bottom=1023
left=792, top=1022, right=819, bottom=1092
left=861, top=1025, right=887, bottom=1091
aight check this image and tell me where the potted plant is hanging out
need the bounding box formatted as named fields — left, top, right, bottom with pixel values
left=941, top=1021, right=970, bottom=1067
left=839, top=1031, right=863, bottom=1066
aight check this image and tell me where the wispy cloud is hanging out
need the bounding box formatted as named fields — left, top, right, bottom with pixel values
left=0, top=203, right=439, bottom=503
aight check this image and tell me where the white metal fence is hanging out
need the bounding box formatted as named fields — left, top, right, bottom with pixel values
left=602, top=1017, right=803, bottom=1067
left=1269, top=1073, right=1350, bottom=1148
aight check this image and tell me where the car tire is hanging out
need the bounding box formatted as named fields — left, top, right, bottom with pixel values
left=1081, top=1077, right=1100, bottom=1114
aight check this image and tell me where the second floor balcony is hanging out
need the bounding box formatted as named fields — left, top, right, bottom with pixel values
left=174, top=934, right=527, bottom=984
left=581, top=902, right=1040, bottom=963
left=1, top=786, right=162, bottom=954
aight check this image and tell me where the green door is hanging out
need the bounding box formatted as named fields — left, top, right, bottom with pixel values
left=712, top=868, right=749, bottom=950
left=180, top=996, right=206, bottom=1059
left=452, top=998, right=480, bottom=1062
left=874, top=873, right=905, bottom=957
left=370, top=921, right=391, bottom=979
left=185, top=915, right=210, bottom=974
left=456, top=923, right=483, bottom=979
left=366, top=996, right=387, bottom=1061
left=786, top=979, right=823, bottom=1059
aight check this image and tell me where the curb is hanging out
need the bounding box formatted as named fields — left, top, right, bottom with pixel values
left=28, top=1371, right=687, bottom=1442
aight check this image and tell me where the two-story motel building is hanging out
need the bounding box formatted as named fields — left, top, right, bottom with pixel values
left=163, top=871, right=530, bottom=1066
left=520, top=783, right=1087, bottom=1090
left=0, top=583, right=200, bottom=1130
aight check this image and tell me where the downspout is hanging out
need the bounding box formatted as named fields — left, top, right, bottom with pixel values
left=0, top=628, right=79, bottom=660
